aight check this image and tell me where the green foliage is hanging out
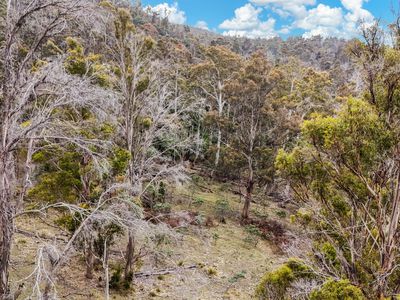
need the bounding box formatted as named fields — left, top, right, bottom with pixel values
left=93, top=223, right=123, bottom=258
left=320, top=242, right=338, bottom=266
left=64, top=37, right=110, bottom=87
left=28, top=149, right=82, bottom=203
left=153, top=202, right=171, bottom=213
left=144, top=182, right=167, bottom=210
left=111, top=147, right=131, bottom=176
left=208, top=145, right=247, bottom=180
left=109, top=265, right=132, bottom=290
left=256, top=259, right=313, bottom=299
left=55, top=212, right=83, bottom=233
left=275, top=97, right=397, bottom=296
left=310, top=279, right=365, bottom=300
left=214, top=198, right=231, bottom=222
left=228, top=270, right=246, bottom=284
left=276, top=210, right=287, bottom=218
left=243, top=225, right=262, bottom=246
left=302, top=98, right=393, bottom=170
left=192, top=196, right=205, bottom=207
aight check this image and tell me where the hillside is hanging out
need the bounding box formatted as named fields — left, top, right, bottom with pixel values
left=11, top=177, right=290, bottom=299
left=2, top=1, right=400, bottom=299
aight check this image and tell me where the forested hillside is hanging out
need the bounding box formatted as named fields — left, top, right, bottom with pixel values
left=1, top=1, right=400, bottom=299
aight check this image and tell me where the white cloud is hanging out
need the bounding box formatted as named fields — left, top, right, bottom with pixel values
left=246, top=0, right=375, bottom=39
left=195, top=20, right=209, bottom=30
left=219, top=4, right=277, bottom=38
left=297, top=4, right=343, bottom=30
left=299, top=1, right=373, bottom=38
left=220, top=4, right=263, bottom=30
left=145, top=2, right=186, bottom=25
left=251, top=0, right=316, bottom=18
left=341, top=0, right=364, bottom=11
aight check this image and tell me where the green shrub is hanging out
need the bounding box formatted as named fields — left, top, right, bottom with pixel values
left=229, top=270, right=246, bottom=284
left=253, top=209, right=269, bottom=219
left=109, top=265, right=131, bottom=290
left=192, top=196, right=205, bottom=207
left=214, top=198, right=231, bottom=222
left=212, top=232, right=220, bottom=244
left=55, top=212, right=84, bottom=233
left=276, top=210, right=287, bottom=218
left=111, top=147, right=131, bottom=176
left=310, top=279, right=365, bottom=300
left=256, top=265, right=294, bottom=299
left=244, top=225, right=262, bottom=246
left=256, top=259, right=313, bottom=299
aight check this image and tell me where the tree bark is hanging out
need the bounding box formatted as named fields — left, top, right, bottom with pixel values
left=85, top=237, right=94, bottom=279
left=241, top=178, right=254, bottom=220
left=377, top=158, right=400, bottom=297
left=0, top=152, right=13, bottom=298
left=215, top=127, right=221, bottom=167
left=124, top=232, right=135, bottom=280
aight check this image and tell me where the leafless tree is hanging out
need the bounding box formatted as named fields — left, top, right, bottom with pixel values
left=0, top=0, right=118, bottom=297
left=101, top=4, right=191, bottom=281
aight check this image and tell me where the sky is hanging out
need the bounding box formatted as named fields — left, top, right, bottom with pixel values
left=141, top=0, right=394, bottom=39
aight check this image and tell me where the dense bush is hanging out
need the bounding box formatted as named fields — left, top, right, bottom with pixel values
left=310, top=279, right=365, bottom=300
left=256, top=259, right=313, bottom=299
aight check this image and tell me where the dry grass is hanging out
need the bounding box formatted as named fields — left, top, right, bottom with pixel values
left=10, top=178, right=288, bottom=299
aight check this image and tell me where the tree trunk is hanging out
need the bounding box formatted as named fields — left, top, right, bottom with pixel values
left=19, top=138, right=34, bottom=203
left=215, top=127, right=221, bottom=167
left=195, top=123, right=201, bottom=162
left=124, top=232, right=135, bottom=280
left=103, top=239, right=110, bottom=300
left=377, top=160, right=400, bottom=297
left=0, top=153, right=13, bottom=299
left=241, top=179, right=254, bottom=220
left=85, top=237, right=94, bottom=279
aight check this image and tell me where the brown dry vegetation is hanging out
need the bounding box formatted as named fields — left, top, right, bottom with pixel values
left=10, top=178, right=289, bottom=299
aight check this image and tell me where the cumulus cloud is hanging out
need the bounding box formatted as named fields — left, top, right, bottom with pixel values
left=219, top=4, right=277, bottom=38
left=341, top=0, right=364, bottom=11
left=220, top=4, right=263, bottom=30
left=250, top=0, right=316, bottom=18
left=299, top=0, right=374, bottom=38
left=240, top=0, right=375, bottom=39
left=341, top=0, right=374, bottom=36
left=145, top=2, right=186, bottom=25
left=195, top=20, right=209, bottom=30
left=296, top=4, right=343, bottom=30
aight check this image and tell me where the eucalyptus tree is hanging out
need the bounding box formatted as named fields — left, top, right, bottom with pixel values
left=226, top=52, right=279, bottom=219
left=190, top=46, right=242, bottom=167
left=103, top=3, right=190, bottom=280
left=0, top=0, right=117, bottom=297
left=272, top=21, right=400, bottom=298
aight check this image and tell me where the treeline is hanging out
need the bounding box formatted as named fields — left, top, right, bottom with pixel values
left=1, top=0, right=400, bottom=299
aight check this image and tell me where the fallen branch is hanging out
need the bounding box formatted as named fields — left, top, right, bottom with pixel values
left=134, top=265, right=197, bottom=277
left=15, top=228, right=68, bottom=243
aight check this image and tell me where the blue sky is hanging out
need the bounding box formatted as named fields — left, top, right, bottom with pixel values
left=141, top=0, right=393, bottom=39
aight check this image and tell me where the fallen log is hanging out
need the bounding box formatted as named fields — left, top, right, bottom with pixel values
left=134, top=264, right=197, bottom=277
left=15, top=228, right=68, bottom=242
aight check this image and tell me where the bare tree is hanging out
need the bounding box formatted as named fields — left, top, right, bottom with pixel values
left=101, top=4, right=190, bottom=281
left=0, top=0, right=118, bottom=297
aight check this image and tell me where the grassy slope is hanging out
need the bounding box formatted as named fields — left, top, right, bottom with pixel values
left=10, top=178, right=288, bottom=299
